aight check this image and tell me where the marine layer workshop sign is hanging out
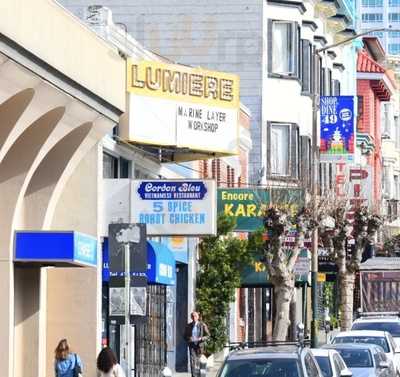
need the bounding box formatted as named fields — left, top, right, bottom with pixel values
left=217, top=188, right=304, bottom=231
left=132, top=179, right=217, bottom=236
left=124, top=60, right=240, bottom=157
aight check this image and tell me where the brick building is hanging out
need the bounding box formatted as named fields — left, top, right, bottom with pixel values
left=357, top=37, right=396, bottom=210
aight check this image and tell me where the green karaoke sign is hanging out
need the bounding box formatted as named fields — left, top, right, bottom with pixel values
left=217, top=188, right=304, bottom=231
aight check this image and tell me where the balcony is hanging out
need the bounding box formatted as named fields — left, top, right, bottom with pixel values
left=338, top=0, right=356, bottom=23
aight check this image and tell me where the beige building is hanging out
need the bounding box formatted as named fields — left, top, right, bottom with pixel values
left=0, top=1, right=125, bottom=377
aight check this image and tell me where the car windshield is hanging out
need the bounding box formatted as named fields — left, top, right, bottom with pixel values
left=333, top=336, right=389, bottom=352
left=315, top=356, right=332, bottom=377
left=352, top=322, right=400, bottom=337
left=219, top=358, right=301, bottom=377
left=335, top=349, right=373, bottom=368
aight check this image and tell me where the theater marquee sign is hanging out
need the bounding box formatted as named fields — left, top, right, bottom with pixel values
left=124, top=60, right=240, bottom=156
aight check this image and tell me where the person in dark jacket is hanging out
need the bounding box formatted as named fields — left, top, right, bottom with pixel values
left=184, top=311, right=210, bottom=377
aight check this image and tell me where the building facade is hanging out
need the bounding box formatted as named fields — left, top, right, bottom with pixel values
left=357, top=37, right=396, bottom=211
left=357, top=0, right=400, bottom=56
left=0, top=1, right=125, bottom=377
left=381, top=56, right=400, bottom=234
left=59, top=0, right=357, bottom=187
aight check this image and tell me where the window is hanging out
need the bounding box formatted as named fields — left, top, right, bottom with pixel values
left=220, top=359, right=301, bottom=377
left=371, top=31, right=384, bottom=38
left=362, top=13, right=383, bottom=22
left=314, top=356, right=332, bottom=377
left=103, top=153, right=118, bottom=178
left=268, top=123, right=299, bottom=178
left=305, top=353, right=321, bottom=377
left=382, top=102, right=393, bottom=137
left=300, top=136, right=312, bottom=188
left=317, top=56, right=323, bottom=96
left=389, top=31, right=400, bottom=38
left=395, top=116, right=400, bottom=149
left=333, top=336, right=390, bottom=353
left=389, top=0, right=400, bottom=5
left=332, top=355, right=343, bottom=377
left=362, top=0, right=383, bottom=6
left=301, top=39, right=313, bottom=94
left=358, top=95, right=364, bottom=120
left=268, top=20, right=300, bottom=78
left=103, top=152, right=131, bottom=178
left=389, top=13, right=400, bottom=22
left=333, top=79, right=341, bottom=96
left=321, top=68, right=332, bottom=96
left=328, top=69, right=333, bottom=95
left=336, top=349, right=373, bottom=368
left=119, top=157, right=130, bottom=178
left=389, top=44, right=400, bottom=54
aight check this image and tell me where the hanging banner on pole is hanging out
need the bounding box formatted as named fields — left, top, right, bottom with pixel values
left=320, top=96, right=355, bottom=162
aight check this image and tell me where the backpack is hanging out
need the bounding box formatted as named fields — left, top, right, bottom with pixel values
left=73, top=353, right=83, bottom=377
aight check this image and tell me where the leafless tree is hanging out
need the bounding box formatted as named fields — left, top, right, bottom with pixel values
left=319, top=203, right=382, bottom=330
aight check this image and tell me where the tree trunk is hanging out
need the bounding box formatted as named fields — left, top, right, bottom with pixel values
left=289, top=291, right=298, bottom=341
left=339, top=272, right=356, bottom=331
left=273, top=278, right=295, bottom=341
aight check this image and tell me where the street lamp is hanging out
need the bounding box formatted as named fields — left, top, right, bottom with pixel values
left=310, top=27, right=399, bottom=347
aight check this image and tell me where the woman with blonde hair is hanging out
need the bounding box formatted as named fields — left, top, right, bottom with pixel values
left=54, top=338, right=83, bottom=377
left=97, top=347, right=126, bottom=377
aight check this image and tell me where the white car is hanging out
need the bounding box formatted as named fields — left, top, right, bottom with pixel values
left=332, top=330, right=400, bottom=376
left=352, top=315, right=400, bottom=348
left=311, top=349, right=352, bottom=377
left=323, top=343, right=395, bottom=377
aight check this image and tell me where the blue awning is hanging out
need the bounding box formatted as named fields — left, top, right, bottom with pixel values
left=147, top=241, right=176, bottom=285
left=14, top=231, right=97, bottom=267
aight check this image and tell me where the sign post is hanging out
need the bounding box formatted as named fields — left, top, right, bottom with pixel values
left=124, top=242, right=131, bottom=377
left=109, top=223, right=147, bottom=377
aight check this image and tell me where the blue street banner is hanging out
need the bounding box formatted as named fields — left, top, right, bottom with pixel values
left=320, top=96, right=355, bottom=162
left=131, top=179, right=217, bottom=236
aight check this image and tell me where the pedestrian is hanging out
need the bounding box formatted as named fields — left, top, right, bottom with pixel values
left=97, top=347, right=126, bottom=377
left=184, top=311, right=210, bottom=377
left=54, top=338, right=83, bottom=377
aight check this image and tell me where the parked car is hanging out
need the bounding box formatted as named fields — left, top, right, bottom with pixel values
left=323, top=343, right=395, bottom=377
left=331, top=330, right=400, bottom=376
left=217, top=344, right=324, bottom=377
left=311, top=348, right=352, bottom=377
left=352, top=314, right=400, bottom=347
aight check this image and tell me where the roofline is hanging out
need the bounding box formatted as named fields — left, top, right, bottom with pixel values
left=363, top=36, right=386, bottom=62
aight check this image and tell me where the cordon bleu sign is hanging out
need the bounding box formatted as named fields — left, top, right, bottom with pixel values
left=124, top=60, right=240, bottom=156
left=131, top=179, right=217, bottom=236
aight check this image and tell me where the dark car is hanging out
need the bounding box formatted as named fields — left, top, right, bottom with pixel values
left=217, top=344, right=324, bottom=377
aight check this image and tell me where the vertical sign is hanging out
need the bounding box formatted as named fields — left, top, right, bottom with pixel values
left=108, top=223, right=147, bottom=322
left=320, top=96, right=355, bottom=162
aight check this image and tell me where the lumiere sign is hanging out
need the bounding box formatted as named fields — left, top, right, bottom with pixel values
left=123, top=60, right=240, bottom=157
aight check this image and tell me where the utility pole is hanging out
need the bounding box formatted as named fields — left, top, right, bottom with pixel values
left=310, top=27, right=398, bottom=348
left=311, top=48, right=319, bottom=348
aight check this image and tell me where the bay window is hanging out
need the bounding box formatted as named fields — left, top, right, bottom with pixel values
left=268, top=123, right=299, bottom=179
left=268, top=20, right=300, bottom=78
left=301, top=39, right=312, bottom=94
